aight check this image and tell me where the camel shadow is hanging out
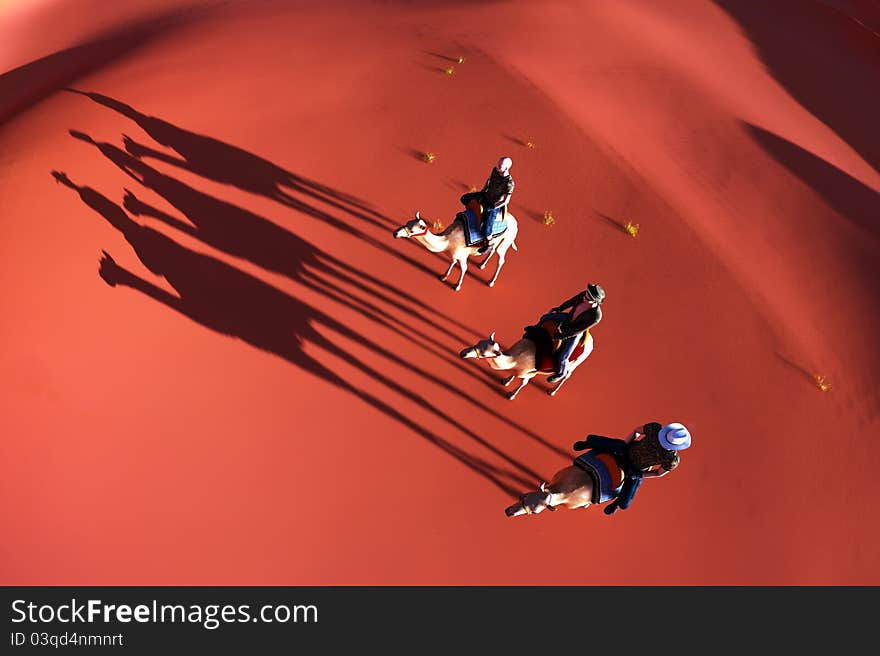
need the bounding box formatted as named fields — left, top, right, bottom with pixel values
left=65, top=132, right=560, bottom=455
left=67, top=129, right=483, bottom=341
left=65, top=89, right=378, bottom=217
left=65, top=90, right=468, bottom=301
left=53, top=173, right=561, bottom=493
left=75, top=144, right=559, bottom=444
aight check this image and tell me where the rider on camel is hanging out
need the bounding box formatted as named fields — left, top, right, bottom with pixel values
left=505, top=422, right=692, bottom=517
left=542, top=282, right=605, bottom=383
left=460, top=157, right=515, bottom=254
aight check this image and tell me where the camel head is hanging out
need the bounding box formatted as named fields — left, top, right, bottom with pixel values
left=459, top=331, right=502, bottom=359
left=506, top=484, right=552, bottom=517
left=392, top=212, right=430, bottom=239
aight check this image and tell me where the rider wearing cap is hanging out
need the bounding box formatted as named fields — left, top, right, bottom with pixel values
left=543, top=282, right=606, bottom=383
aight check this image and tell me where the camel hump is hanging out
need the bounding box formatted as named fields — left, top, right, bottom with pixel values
left=523, top=321, right=588, bottom=373
left=456, top=209, right=503, bottom=247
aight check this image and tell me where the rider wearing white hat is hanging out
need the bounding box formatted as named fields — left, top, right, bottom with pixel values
left=658, top=422, right=692, bottom=451
left=573, top=421, right=692, bottom=515
left=504, top=421, right=693, bottom=518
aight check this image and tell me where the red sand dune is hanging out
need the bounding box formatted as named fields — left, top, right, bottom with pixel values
left=1, top=0, right=878, bottom=585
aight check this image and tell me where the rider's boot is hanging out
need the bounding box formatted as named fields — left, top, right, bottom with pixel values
left=547, top=333, right=579, bottom=383
left=546, top=357, right=567, bottom=383
left=476, top=223, right=492, bottom=254
left=476, top=206, right=498, bottom=254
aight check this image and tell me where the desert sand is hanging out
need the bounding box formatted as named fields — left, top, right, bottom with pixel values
left=1, top=0, right=878, bottom=584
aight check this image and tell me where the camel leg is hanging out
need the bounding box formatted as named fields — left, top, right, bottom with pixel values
left=478, top=246, right=495, bottom=270
left=454, top=257, right=468, bottom=291
left=548, top=372, right=571, bottom=397
left=550, top=357, right=587, bottom=396
left=501, top=374, right=516, bottom=386
left=488, top=244, right=508, bottom=288
left=506, top=376, right=530, bottom=400
left=439, top=258, right=457, bottom=282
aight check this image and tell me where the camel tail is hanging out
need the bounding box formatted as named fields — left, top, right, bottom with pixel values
left=511, top=241, right=518, bottom=251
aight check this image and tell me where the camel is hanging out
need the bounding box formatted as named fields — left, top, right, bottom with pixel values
left=504, top=422, right=692, bottom=518
left=392, top=211, right=518, bottom=291
left=459, top=329, right=594, bottom=400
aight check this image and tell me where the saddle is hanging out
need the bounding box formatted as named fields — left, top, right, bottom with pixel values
left=522, top=319, right=589, bottom=373
left=455, top=198, right=508, bottom=247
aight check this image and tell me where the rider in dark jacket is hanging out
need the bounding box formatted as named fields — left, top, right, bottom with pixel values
left=460, top=157, right=515, bottom=253
left=573, top=422, right=690, bottom=514
left=543, top=283, right=605, bottom=383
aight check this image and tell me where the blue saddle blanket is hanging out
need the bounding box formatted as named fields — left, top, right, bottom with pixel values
left=573, top=452, right=624, bottom=504
left=456, top=207, right=508, bottom=247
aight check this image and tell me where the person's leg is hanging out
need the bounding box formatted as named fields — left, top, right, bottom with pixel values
left=539, top=311, right=568, bottom=324
left=460, top=191, right=481, bottom=207
left=477, top=206, right=499, bottom=253
left=483, top=206, right=500, bottom=237
left=547, top=333, right=580, bottom=383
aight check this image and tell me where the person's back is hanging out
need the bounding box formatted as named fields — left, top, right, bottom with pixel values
left=483, top=164, right=514, bottom=210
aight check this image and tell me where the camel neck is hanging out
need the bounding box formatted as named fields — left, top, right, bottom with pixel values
left=414, top=231, right=447, bottom=253
left=488, top=353, right=518, bottom=371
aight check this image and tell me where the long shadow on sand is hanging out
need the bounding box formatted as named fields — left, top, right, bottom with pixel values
left=65, top=89, right=375, bottom=216
left=594, top=211, right=636, bottom=237
left=66, top=129, right=480, bottom=339
left=63, top=132, right=562, bottom=457
left=53, top=173, right=559, bottom=494
left=64, top=89, right=469, bottom=300
left=0, top=8, right=211, bottom=126
left=68, top=131, right=468, bottom=342
left=714, top=0, right=880, bottom=172
left=775, top=352, right=832, bottom=391
left=745, top=124, right=880, bottom=240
